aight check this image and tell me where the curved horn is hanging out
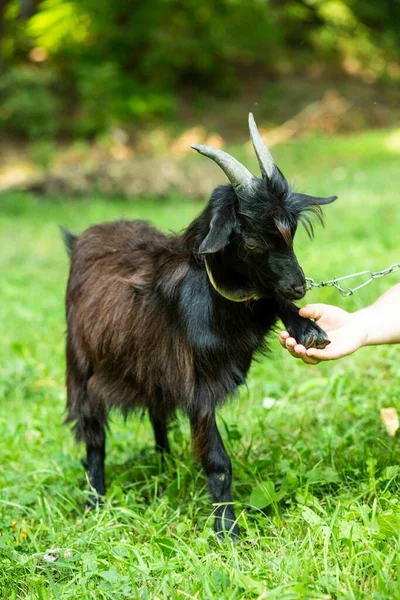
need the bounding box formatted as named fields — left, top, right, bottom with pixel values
left=191, top=144, right=253, bottom=191
left=248, top=112, right=275, bottom=179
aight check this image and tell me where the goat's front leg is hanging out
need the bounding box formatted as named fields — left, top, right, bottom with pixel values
left=277, top=298, right=330, bottom=349
left=190, top=411, right=239, bottom=539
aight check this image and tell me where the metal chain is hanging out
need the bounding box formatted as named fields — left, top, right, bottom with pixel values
left=306, top=263, right=400, bottom=297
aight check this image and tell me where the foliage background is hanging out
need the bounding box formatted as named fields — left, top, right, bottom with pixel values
left=1, top=0, right=400, bottom=140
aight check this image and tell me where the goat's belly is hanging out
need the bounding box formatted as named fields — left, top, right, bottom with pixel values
left=88, top=352, right=247, bottom=416
left=89, top=353, right=194, bottom=414
left=87, top=372, right=153, bottom=412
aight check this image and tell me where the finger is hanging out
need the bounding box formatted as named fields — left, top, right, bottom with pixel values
left=306, top=348, right=333, bottom=361
left=279, top=331, right=290, bottom=347
left=299, top=304, right=326, bottom=321
left=283, top=337, right=300, bottom=356
left=287, top=342, right=306, bottom=360
left=285, top=337, right=298, bottom=349
left=294, top=344, right=307, bottom=356
left=301, top=355, right=321, bottom=365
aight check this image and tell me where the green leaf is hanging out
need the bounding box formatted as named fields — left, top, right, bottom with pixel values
left=380, top=465, right=400, bottom=481
left=301, top=506, right=324, bottom=527
left=81, top=552, right=98, bottom=572
left=231, top=571, right=265, bottom=594
left=112, top=546, right=130, bottom=559
left=377, top=513, right=400, bottom=537
left=338, top=520, right=364, bottom=541
left=166, top=479, right=179, bottom=502
left=296, top=489, right=325, bottom=513
left=225, top=423, right=242, bottom=442
left=249, top=481, right=276, bottom=509
left=307, top=466, right=341, bottom=484
left=155, top=536, right=176, bottom=557
left=99, top=567, right=120, bottom=583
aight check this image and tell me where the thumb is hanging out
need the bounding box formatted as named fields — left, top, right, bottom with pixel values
left=299, top=304, right=327, bottom=321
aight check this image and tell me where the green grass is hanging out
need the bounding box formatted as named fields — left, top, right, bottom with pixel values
left=1, top=128, right=400, bottom=599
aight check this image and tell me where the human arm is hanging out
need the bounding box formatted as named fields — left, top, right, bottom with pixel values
left=279, top=283, right=400, bottom=365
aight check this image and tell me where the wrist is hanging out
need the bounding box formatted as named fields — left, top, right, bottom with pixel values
left=353, top=307, right=373, bottom=347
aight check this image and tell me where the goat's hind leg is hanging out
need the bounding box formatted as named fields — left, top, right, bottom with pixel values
left=66, top=366, right=107, bottom=507
left=190, top=410, right=239, bottom=539
left=149, top=407, right=170, bottom=454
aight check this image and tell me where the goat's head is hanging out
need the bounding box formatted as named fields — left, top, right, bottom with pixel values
left=191, top=113, right=337, bottom=302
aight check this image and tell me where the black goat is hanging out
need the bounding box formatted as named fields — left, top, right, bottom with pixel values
left=64, top=114, right=337, bottom=538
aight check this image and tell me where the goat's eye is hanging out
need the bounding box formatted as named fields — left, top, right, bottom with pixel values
left=246, top=239, right=260, bottom=250
left=245, top=240, right=264, bottom=253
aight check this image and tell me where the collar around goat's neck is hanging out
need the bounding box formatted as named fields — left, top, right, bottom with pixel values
left=204, top=258, right=258, bottom=303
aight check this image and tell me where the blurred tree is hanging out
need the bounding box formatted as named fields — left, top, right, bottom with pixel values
left=19, top=0, right=37, bottom=21
left=1, top=0, right=399, bottom=138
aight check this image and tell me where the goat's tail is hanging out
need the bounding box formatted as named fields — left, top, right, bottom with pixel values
left=60, top=226, right=78, bottom=257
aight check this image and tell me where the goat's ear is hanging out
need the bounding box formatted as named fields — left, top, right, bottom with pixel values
left=296, top=193, right=338, bottom=206
left=199, top=211, right=237, bottom=254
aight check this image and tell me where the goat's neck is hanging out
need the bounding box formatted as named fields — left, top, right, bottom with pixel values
left=204, top=253, right=258, bottom=303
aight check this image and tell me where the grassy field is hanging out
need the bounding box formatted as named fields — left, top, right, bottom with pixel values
left=1, top=128, right=400, bottom=599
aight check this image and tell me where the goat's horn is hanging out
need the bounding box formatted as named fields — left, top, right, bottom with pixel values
left=191, top=144, right=253, bottom=191
left=248, top=112, right=275, bottom=179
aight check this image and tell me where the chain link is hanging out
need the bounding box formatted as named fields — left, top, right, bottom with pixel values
left=306, top=263, right=400, bottom=297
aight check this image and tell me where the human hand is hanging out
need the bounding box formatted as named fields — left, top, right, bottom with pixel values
left=279, top=304, right=368, bottom=364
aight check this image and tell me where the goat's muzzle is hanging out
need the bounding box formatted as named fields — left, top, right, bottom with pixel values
left=278, top=282, right=307, bottom=301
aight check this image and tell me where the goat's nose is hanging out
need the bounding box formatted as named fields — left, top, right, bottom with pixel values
left=293, top=284, right=305, bottom=294
left=291, top=283, right=306, bottom=298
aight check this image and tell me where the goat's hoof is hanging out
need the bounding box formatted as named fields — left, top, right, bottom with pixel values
left=290, top=319, right=330, bottom=350
left=304, top=328, right=330, bottom=350
left=214, top=518, right=240, bottom=541
left=85, top=493, right=104, bottom=511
